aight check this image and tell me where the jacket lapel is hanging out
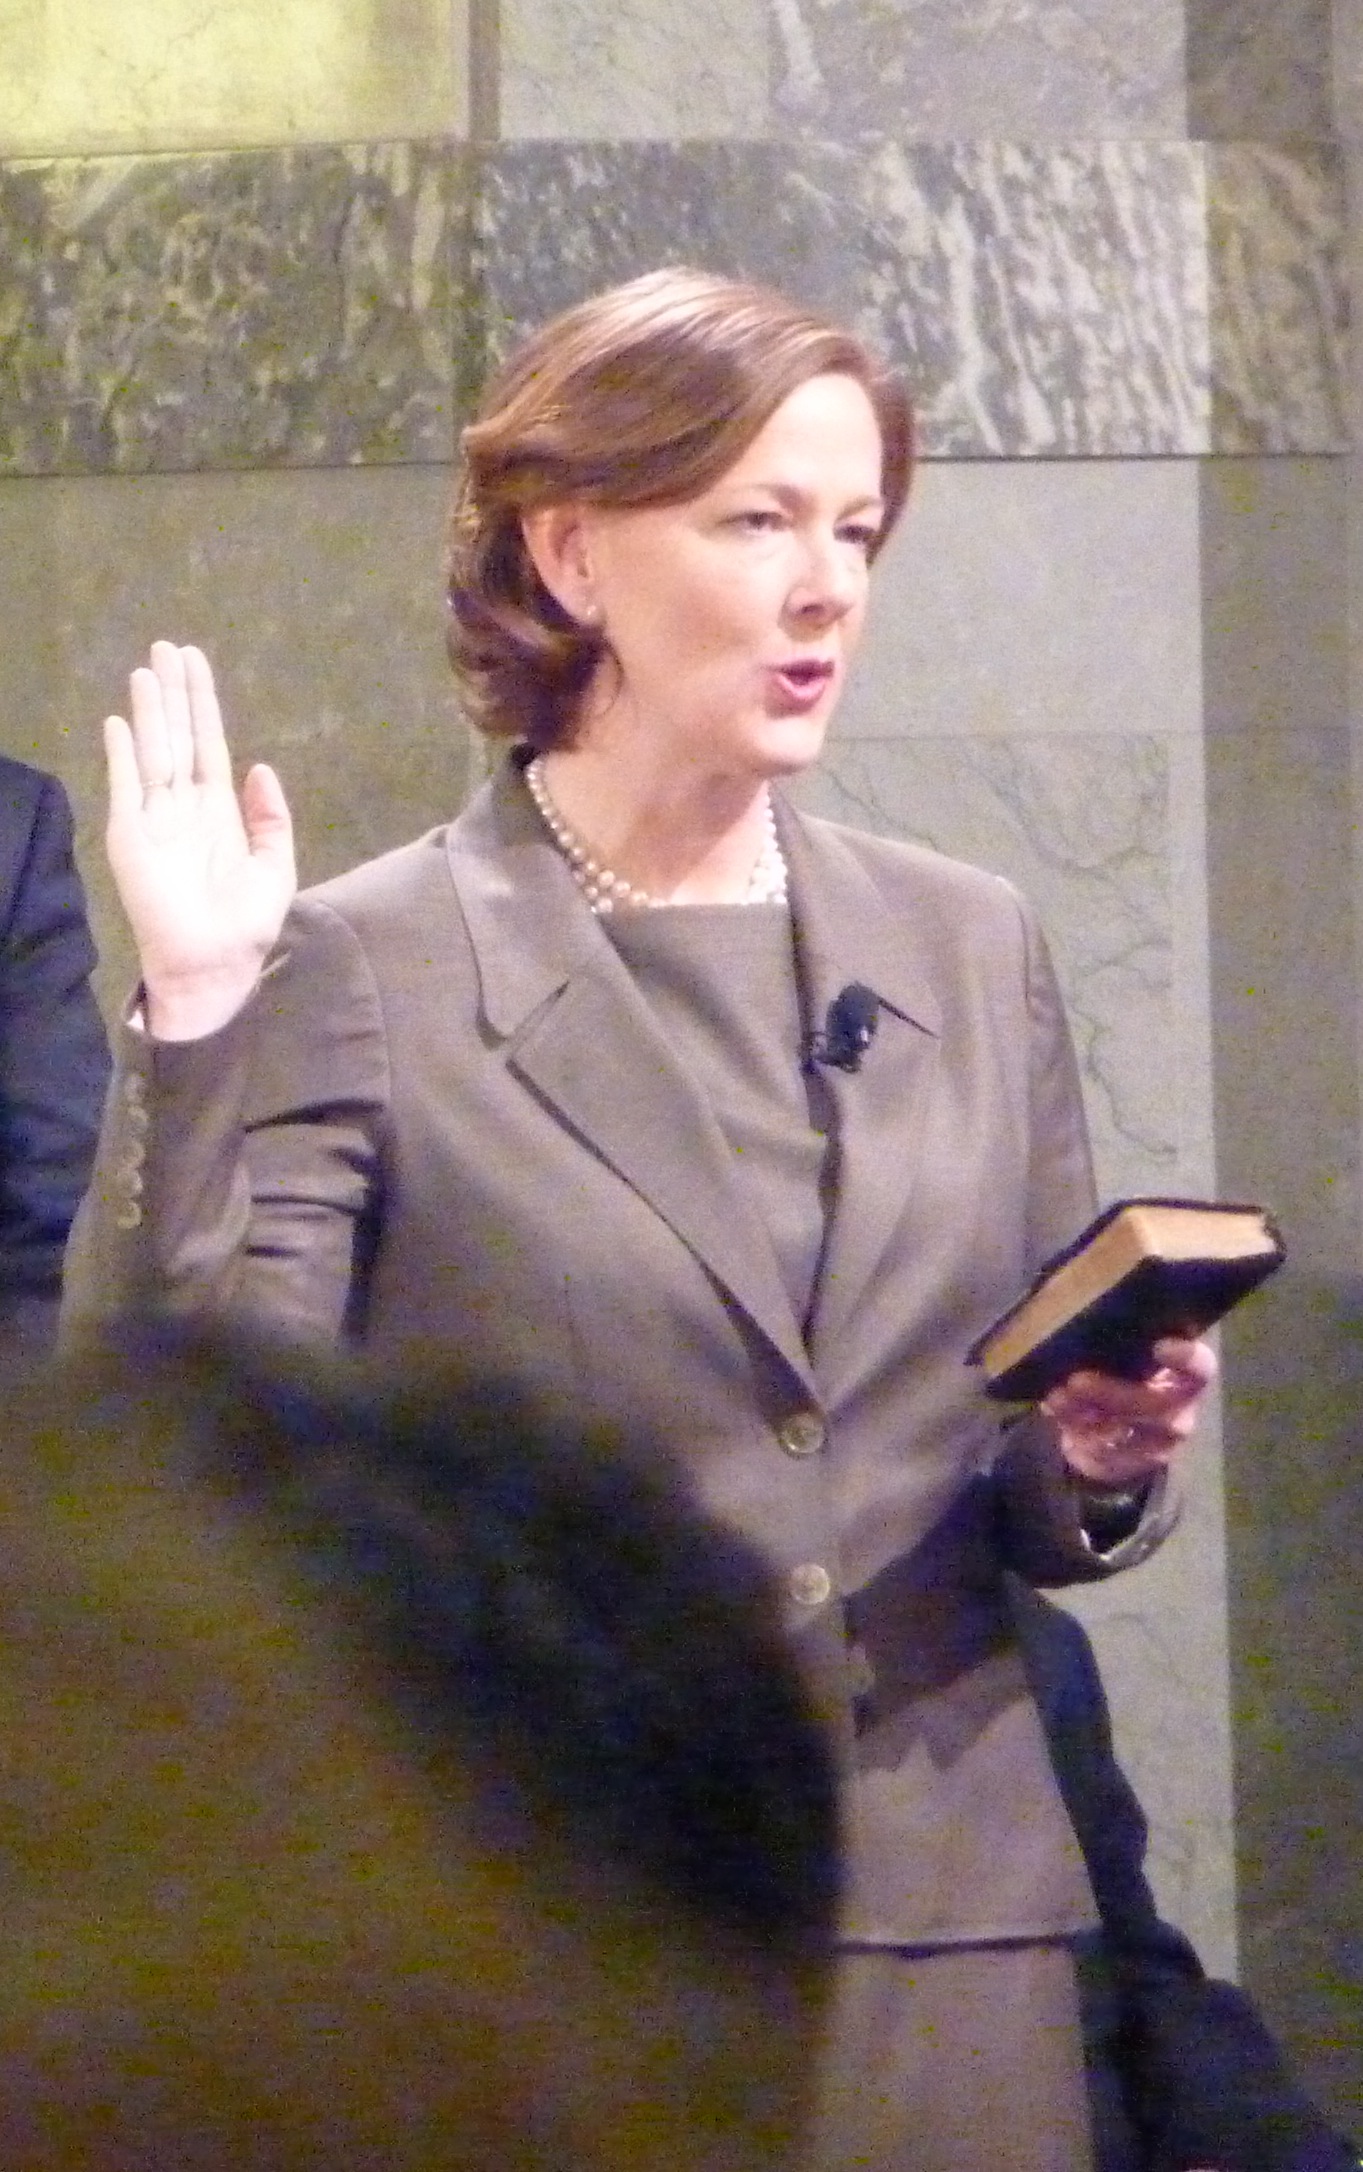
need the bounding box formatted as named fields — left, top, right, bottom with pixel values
left=447, top=762, right=817, bottom=1394
left=779, top=800, right=944, bottom=1390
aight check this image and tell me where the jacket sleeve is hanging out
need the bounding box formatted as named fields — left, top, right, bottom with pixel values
left=61, top=895, right=389, bottom=1350
left=1014, top=1585, right=1359, bottom=2172
left=0, top=774, right=110, bottom=1352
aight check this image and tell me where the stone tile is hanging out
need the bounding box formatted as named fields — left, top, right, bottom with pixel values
left=1205, top=731, right=1360, bottom=1273
left=1064, top=1431, right=1237, bottom=1976
left=1207, top=145, right=1348, bottom=455
left=837, top=459, right=1203, bottom=744
left=1204, top=710, right=1363, bottom=2094
left=768, top=0, right=1186, bottom=140
left=1045, top=731, right=1227, bottom=1977
left=1187, top=0, right=1333, bottom=137
left=477, top=139, right=1212, bottom=457
left=843, top=140, right=1214, bottom=457
left=793, top=736, right=1181, bottom=1201
left=479, top=140, right=1346, bottom=459
left=0, top=465, right=471, bottom=1015
left=473, top=142, right=839, bottom=366
left=1220, top=1266, right=1363, bottom=2118
left=7, top=138, right=1341, bottom=477
left=0, top=144, right=467, bottom=476
left=1201, top=457, right=1348, bottom=743
left=1337, top=0, right=1363, bottom=141
left=501, top=0, right=768, bottom=136
left=0, top=0, right=466, bottom=157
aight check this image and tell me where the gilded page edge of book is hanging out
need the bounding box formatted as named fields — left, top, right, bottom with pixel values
left=972, top=1201, right=1282, bottom=1382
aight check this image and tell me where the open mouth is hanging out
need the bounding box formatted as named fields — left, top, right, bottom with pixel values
left=771, top=659, right=836, bottom=699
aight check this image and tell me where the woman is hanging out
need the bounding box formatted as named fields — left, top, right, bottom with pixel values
left=66, top=268, right=1214, bottom=2170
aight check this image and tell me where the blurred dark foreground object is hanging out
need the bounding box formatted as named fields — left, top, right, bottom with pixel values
left=0, top=1327, right=838, bottom=2172
left=1012, top=1581, right=1359, bottom=2172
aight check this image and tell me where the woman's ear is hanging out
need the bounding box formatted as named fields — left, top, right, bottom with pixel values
left=521, top=506, right=599, bottom=628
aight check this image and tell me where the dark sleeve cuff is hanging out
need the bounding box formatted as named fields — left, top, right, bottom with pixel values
left=1067, top=1474, right=1152, bottom=1551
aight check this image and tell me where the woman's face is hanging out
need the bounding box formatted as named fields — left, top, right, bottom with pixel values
left=562, top=372, right=885, bottom=783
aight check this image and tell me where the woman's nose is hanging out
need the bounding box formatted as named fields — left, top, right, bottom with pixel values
left=789, top=536, right=861, bottom=620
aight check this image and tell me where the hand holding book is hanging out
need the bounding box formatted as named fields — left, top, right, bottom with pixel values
left=968, top=1197, right=1285, bottom=1488
left=1040, top=1332, right=1218, bottom=1489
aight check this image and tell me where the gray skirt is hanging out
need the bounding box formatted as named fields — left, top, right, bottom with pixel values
left=804, top=1941, right=1095, bottom=2172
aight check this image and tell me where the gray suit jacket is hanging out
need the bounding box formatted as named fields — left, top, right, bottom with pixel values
left=66, top=756, right=1174, bottom=1946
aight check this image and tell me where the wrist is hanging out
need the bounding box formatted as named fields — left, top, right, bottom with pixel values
left=1065, top=1468, right=1151, bottom=1548
left=144, top=965, right=263, bottom=1042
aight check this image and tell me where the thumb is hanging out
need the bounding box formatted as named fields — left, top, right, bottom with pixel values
left=241, top=763, right=296, bottom=879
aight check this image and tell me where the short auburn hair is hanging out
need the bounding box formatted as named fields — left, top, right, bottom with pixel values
left=446, top=267, right=914, bottom=751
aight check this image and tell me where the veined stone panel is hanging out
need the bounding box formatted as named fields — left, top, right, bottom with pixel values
left=767, top=0, right=1186, bottom=141
left=0, top=145, right=467, bottom=476
left=793, top=737, right=1180, bottom=1201
left=1206, top=144, right=1348, bottom=454
left=830, top=139, right=1212, bottom=457
left=500, top=0, right=768, bottom=137
left=0, top=138, right=1343, bottom=474
left=477, top=139, right=1346, bottom=458
left=476, top=140, right=1210, bottom=455
left=0, top=0, right=466, bottom=157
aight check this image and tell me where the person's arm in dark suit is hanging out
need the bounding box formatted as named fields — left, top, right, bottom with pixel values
left=1011, top=1581, right=1359, bottom=2172
left=0, top=767, right=110, bottom=1354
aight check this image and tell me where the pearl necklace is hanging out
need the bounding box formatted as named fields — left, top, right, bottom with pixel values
left=524, top=756, right=788, bottom=914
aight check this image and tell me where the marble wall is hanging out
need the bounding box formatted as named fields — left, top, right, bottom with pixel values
left=1, top=0, right=1358, bottom=2117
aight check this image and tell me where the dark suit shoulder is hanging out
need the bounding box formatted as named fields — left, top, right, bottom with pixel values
left=0, top=754, right=48, bottom=807
left=0, top=761, right=64, bottom=926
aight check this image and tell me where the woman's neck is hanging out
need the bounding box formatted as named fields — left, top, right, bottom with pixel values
left=536, top=742, right=778, bottom=906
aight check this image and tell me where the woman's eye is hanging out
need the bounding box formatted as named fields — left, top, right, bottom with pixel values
left=840, top=523, right=881, bottom=553
left=730, top=508, right=783, bottom=532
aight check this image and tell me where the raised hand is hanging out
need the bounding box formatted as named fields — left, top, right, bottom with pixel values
left=104, top=642, right=297, bottom=1041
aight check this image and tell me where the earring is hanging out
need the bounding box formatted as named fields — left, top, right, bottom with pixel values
left=578, top=601, right=601, bottom=629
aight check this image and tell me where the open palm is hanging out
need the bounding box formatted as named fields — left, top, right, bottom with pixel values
left=105, top=642, right=297, bottom=1039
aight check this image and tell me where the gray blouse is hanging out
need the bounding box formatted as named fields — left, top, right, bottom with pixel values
left=603, top=903, right=832, bottom=1337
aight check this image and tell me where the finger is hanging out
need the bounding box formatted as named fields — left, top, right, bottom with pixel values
left=241, top=764, right=297, bottom=884
left=127, top=664, right=174, bottom=790
left=1042, top=1372, right=1153, bottom=1427
left=1045, top=1355, right=1208, bottom=1423
left=150, top=640, right=195, bottom=792
left=1151, top=1335, right=1218, bottom=1385
left=1054, top=1406, right=1186, bottom=1481
left=1061, top=1432, right=1171, bottom=1485
left=181, top=644, right=234, bottom=790
left=103, top=712, right=145, bottom=824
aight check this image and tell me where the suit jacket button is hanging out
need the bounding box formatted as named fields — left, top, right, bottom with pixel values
left=788, top=1563, right=832, bottom=1608
left=778, top=1410, right=825, bottom=1457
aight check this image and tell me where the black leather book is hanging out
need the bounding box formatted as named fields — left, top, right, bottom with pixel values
left=968, top=1197, right=1286, bottom=1404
